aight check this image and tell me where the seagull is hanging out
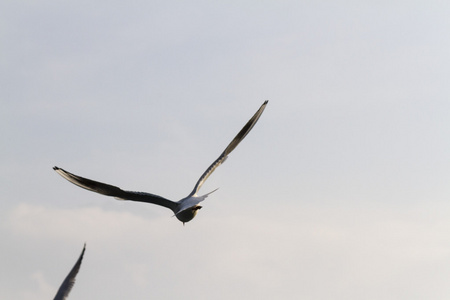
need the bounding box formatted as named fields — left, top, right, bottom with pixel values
left=53, top=244, right=86, bottom=300
left=53, top=101, right=268, bottom=224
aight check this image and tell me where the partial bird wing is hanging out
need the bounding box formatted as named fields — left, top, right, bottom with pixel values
left=53, top=166, right=178, bottom=212
left=188, top=100, right=268, bottom=197
left=53, top=244, right=86, bottom=300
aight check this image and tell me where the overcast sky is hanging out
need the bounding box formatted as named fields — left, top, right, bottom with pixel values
left=2, top=1, right=450, bottom=299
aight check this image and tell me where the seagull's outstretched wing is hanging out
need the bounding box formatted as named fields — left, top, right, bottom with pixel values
left=53, top=166, right=178, bottom=212
left=188, top=100, right=268, bottom=197
left=53, top=244, right=86, bottom=300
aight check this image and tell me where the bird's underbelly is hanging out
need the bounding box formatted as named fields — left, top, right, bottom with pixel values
left=175, top=205, right=201, bottom=223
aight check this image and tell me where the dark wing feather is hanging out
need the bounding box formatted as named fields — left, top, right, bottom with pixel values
left=53, top=166, right=177, bottom=212
left=189, top=100, right=268, bottom=196
left=53, top=244, right=86, bottom=300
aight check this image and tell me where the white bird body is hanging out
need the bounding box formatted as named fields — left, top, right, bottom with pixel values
left=54, top=101, right=268, bottom=224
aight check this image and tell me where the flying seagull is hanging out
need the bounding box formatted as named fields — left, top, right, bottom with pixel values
left=53, top=244, right=86, bottom=300
left=54, top=101, right=268, bottom=224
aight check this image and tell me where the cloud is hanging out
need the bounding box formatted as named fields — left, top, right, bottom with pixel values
left=6, top=203, right=176, bottom=244
left=4, top=199, right=450, bottom=299
left=18, top=271, right=55, bottom=300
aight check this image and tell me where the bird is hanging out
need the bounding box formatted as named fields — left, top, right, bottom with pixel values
left=53, top=101, right=268, bottom=224
left=53, top=244, right=86, bottom=300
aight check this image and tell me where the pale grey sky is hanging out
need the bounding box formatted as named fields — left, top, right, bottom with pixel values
left=2, top=1, right=450, bottom=299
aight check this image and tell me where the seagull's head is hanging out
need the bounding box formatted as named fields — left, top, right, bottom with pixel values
left=175, top=205, right=202, bottom=224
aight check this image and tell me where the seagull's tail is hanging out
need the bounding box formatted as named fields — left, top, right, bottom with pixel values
left=198, top=188, right=219, bottom=200
left=174, top=188, right=219, bottom=217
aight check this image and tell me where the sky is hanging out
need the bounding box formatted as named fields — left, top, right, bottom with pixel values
left=2, top=1, right=450, bottom=299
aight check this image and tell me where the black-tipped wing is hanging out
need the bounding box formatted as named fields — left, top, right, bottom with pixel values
left=53, top=244, right=86, bottom=300
left=189, top=100, right=268, bottom=196
left=53, top=166, right=178, bottom=212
